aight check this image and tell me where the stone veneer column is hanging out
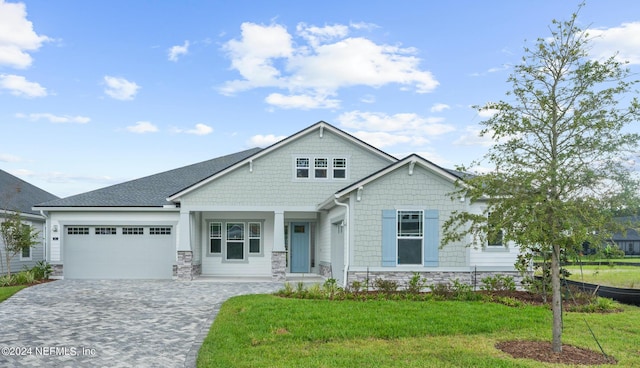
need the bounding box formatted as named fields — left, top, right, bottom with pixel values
left=271, top=251, right=287, bottom=281
left=177, top=250, right=194, bottom=281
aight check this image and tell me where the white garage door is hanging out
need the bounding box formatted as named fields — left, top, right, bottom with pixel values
left=64, top=226, right=175, bottom=279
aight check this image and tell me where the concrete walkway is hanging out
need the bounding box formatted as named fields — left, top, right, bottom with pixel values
left=0, top=280, right=285, bottom=367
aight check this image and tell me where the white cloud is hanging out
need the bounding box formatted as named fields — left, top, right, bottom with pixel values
left=220, top=22, right=438, bottom=109
left=477, top=107, right=499, bottom=118
left=430, top=103, right=450, bottom=113
left=265, top=92, right=340, bottom=109
left=247, top=134, right=287, bottom=147
left=360, top=94, right=375, bottom=104
left=453, top=126, right=495, bottom=147
left=220, top=22, right=293, bottom=95
left=185, top=123, right=213, bottom=135
left=588, top=22, right=640, bottom=64
left=126, top=121, right=158, bottom=133
left=350, top=131, right=428, bottom=148
left=337, top=111, right=455, bottom=136
left=168, top=40, right=189, bottom=62
left=16, top=112, right=90, bottom=124
left=0, top=74, right=47, bottom=97
left=0, top=153, right=22, bottom=162
left=103, top=76, right=140, bottom=100
left=296, top=23, right=349, bottom=47
left=0, top=0, right=50, bottom=69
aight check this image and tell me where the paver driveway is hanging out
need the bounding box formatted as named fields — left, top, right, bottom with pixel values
left=0, top=279, right=283, bottom=367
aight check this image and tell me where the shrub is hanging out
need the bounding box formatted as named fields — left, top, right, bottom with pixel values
left=406, top=272, right=427, bottom=294
left=568, top=297, right=618, bottom=313
left=373, top=278, right=398, bottom=294
left=347, top=280, right=363, bottom=293
left=30, top=261, right=52, bottom=280
left=323, top=278, right=342, bottom=299
left=0, top=275, right=17, bottom=287
left=15, top=270, right=35, bottom=285
left=480, top=275, right=516, bottom=292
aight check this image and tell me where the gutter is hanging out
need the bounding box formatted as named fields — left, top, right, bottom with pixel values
left=40, top=210, right=49, bottom=262
left=333, top=198, right=350, bottom=288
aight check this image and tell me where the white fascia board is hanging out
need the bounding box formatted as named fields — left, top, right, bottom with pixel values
left=0, top=209, right=44, bottom=221
left=167, top=121, right=398, bottom=202
left=31, top=206, right=179, bottom=212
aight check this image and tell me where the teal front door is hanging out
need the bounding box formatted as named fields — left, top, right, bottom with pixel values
left=290, top=222, right=310, bottom=273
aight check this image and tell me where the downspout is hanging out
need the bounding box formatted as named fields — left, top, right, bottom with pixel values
left=334, top=198, right=350, bottom=288
left=39, top=210, right=49, bottom=262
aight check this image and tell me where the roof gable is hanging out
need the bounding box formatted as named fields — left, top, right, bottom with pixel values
left=0, top=169, right=59, bottom=215
left=167, top=121, right=397, bottom=201
left=332, top=154, right=462, bottom=200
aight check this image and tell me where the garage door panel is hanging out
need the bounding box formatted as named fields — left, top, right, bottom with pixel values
left=64, top=226, right=174, bottom=279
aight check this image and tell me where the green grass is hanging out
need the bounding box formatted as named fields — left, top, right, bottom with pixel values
left=197, top=295, right=640, bottom=367
left=0, top=285, right=26, bottom=303
left=565, top=265, right=640, bottom=289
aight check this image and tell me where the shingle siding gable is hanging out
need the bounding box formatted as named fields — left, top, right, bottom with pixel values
left=182, top=129, right=394, bottom=207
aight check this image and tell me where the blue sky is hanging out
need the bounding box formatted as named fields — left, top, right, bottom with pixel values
left=1, top=0, right=640, bottom=198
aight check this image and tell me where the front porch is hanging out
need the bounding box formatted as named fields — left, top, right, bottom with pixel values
left=176, top=208, right=327, bottom=281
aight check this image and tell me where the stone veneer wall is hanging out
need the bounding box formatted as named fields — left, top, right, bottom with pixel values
left=51, top=264, right=63, bottom=278
left=318, top=261, right=332, bottom=279
left=347, top=270, right=525, bottom=290
left=177, top=251, right=194, bottom=280
left=271, top=251, right=286, bottom=281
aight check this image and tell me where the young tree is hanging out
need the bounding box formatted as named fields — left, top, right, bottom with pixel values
left=0, top=212, right=40, bottom=277
left=443, top=5, right=640, bottom=353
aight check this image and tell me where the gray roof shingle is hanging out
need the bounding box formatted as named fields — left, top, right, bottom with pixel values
left=0, top=169, right=59, bottom=215
left=35, top=148, right=262, bottom=208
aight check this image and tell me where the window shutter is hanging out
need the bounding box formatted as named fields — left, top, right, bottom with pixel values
left=424, top=210, right=439, bottom=266
left=381, top=210, right=396, bottom=267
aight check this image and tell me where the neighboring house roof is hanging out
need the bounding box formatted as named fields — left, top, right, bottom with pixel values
left=34, top=148, right=262, bottom=208
left=0, top=169, right=59, bottom=216
left=612, top=216, right=640, bottom=241
left=167, top=121, right=398, bottom=201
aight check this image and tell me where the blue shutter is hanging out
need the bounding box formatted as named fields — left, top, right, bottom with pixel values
left=423, top=210, right=439, bottom=266
left=381, top=210, right=396, bottom=267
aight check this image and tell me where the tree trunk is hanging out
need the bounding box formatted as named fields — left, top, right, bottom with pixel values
left=551, top=243, right=563, bottom=353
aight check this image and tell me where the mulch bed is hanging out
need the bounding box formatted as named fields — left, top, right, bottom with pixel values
left=496, top=340, right=617, bottom=365
left=492, top=290, right=619, bottom=365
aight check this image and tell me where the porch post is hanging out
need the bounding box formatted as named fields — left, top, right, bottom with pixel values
left=177, top=210, right=193, bottom=280
left=272, top=210, right=286, bottom=281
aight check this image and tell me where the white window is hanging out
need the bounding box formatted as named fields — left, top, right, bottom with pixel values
left=333, top=158, right=347, bottom=179
left=226, top=223, right=244, bottom=260
left=207, top=221, right=263, bottom=259
left=209, top=222, right=222, bottom=254
left=20, top=246, right=32, bottom=260
left=487, top=212, right=503, bottom=246
left=296, top=158, right=309, bottom=178
left=95, top=227, right=116, bottom=235
left=249, top=222, right=261, bottom=254
left=397, top=210, right=423, bottom=265
left=150, top=227, right=171, bottom=235
left=123, top=227, right=144, bottom=235
left=314, top=158, right=328, bottom=178
left=294, top=156, right=348, bottom=180
left=67, top=227, right=89, bottom=235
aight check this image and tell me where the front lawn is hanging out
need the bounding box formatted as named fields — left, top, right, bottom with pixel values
left=197, top=294, right=640, bottom=367
left=0, top=285, right=26, bottom=303
left=565, top=265, right=640, bottom=289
